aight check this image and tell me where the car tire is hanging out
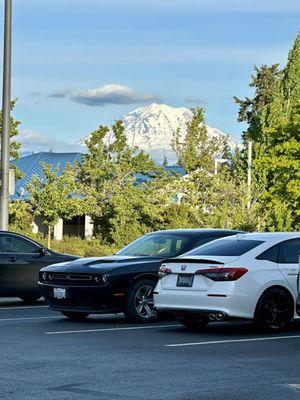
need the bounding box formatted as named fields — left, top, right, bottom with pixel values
left=124, top=279, right=158, bottom=323
left=254, top=287, right=294, bottom=332
left=19, top=295, right=41, bottom=304
left=61, top=311, right=90, bottom=320
left=179, top=315, right=209, bottom=331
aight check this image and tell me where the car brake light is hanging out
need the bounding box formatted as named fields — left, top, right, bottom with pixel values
left=195, top=267, right=248, bottom=281
left=159, top=265, right=172, bottom=278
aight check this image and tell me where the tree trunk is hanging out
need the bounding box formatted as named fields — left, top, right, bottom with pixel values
left=47, top=225, right=51, bottom=249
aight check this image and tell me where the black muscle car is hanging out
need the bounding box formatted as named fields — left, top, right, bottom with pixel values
left=0, top=231, right=78, bottom=303
left=38, top=229, right=242, bottom=322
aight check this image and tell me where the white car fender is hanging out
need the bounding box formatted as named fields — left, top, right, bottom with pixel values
left=253, top=279, right=295, bottom=312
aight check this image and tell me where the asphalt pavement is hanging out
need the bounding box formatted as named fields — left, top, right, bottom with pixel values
left=1, top=298, right=300, bottom=400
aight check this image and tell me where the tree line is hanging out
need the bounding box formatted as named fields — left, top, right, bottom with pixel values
left=7, top=34, right=300, bottom=248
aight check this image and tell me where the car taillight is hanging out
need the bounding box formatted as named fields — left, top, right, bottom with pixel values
left=195, top=267, right=248, bottom=281
left=158, top=265, right=172, bottom=278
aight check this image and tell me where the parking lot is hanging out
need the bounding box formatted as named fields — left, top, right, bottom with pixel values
left=0, top=298, right=300, bottom=400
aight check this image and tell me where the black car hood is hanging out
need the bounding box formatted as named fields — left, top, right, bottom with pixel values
left=41, top=254, right=161, bottom=274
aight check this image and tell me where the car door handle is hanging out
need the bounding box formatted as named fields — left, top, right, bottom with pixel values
left=9, top=256, right=17, bottom=262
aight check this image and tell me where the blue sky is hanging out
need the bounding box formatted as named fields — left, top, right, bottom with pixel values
left=0, top=0, right=299, bottom=152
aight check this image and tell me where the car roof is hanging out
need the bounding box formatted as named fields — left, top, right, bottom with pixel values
left=146, top=229, right=244, bottom=235
left=224, top=232, right=300, bottom=240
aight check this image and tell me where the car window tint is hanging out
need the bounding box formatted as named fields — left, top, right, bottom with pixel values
left=175, top=239, right=186, bottom=252
left=0, top=235, right=40, bottom=253
left=278, top=239, right=300, bottom=264
left=117, top=234, right=190, bottom=257
left=187, top=239, right=264, bottom=256
left=256, top=244, right=279, bottom=262
left=193, top=236, right=218, bottom=248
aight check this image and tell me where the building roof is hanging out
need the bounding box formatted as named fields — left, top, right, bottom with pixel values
left=11, top=152, right=83, bottom=200
left=11, top=151, right=186, bottom=201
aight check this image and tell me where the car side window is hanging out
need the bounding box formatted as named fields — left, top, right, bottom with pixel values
left=0, top=235, right=40, bottom=254
left=278, top=239, right=300, bottom=264
left=256, top=244, right=279, bottom=263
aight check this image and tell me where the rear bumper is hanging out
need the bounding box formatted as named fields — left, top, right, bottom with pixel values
left=38, top=282, right=124, bottom=314
left=154, top=282, right=255, bottom=319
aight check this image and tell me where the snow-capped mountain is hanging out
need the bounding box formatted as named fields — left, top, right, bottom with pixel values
left=122, top=103, right=238, bottom=163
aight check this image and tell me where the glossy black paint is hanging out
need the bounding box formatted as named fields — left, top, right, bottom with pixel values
left=0, top=231, right=78, bottom=299
left=39, top=229, right=242, bottom=314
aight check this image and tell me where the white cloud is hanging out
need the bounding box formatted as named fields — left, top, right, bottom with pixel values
left=18, top=130, right=84, bottom=155
left=49, top=84, right=161, bottom=107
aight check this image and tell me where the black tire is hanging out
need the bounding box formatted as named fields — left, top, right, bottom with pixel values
left=254, top=287, right=294, bottom=332
left=124, top=279, right=158, bottom=323
left=19, top=295, right=41, bottom=304
left=179, top=315, right=209, bottom=331
left=61, top=311, right=90, bottom=320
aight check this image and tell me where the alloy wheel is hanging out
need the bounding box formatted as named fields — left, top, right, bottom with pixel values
left=134, top=284, right=156, bottom=319
left=263, top=291, right=291, bottom=330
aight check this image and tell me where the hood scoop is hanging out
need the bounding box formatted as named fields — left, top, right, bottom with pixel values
left=86, top=259, right=118, bottom=266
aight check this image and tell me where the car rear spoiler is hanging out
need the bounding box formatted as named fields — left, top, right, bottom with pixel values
left=161, top=258, right=223, bottom=265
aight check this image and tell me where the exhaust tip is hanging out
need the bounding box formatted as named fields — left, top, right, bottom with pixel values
left=208, top=313, right=216, bottom=321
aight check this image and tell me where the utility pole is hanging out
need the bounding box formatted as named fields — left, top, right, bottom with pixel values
left=0, top=0, right=12, bottom=230
left=247, top=140, right=252, bottom=209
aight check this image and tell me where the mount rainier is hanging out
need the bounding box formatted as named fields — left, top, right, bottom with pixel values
left=83, top=103, right=239, bottom=164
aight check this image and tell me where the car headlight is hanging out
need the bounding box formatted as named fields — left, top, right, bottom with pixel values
left=42, top=272, right=48, bottom=281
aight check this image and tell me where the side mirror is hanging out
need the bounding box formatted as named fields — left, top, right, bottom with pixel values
left=39, top=247, right=47, bottom=257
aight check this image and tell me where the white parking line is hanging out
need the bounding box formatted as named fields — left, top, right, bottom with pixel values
left=0, top=316, right=58, bottom=322
left=0, top=305, right=48, bottom=311
left=165, top=334, right=300, bottom=347
left=45, top=324, right=179, bottom=335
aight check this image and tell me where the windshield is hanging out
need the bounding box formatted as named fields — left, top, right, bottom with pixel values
left=117, top=233, right=191, bottom=257
left=186, top=238, right=264, bottom=257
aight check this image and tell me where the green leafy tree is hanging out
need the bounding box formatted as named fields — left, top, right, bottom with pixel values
left=28, top=163, right=86, bottom=248
left=234, top=34, right=300, bottom=230
left=0, top=100, right=21, bottom=160
left=170, top=107, right=240, bottom=230
left=9, top=201, right=34, bottom=234
left=80, top=120, right=168, bottom=246
left=172, top=107, right=221, bottom=173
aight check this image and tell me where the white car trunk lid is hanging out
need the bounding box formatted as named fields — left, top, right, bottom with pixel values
left=160, top=256, right=240, bottom=291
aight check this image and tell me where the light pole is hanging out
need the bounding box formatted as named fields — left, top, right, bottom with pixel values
left=0, top=0, right=12, bottom=230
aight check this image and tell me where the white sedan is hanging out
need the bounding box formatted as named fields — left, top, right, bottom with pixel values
left=154, top=232, right=300, bottom=331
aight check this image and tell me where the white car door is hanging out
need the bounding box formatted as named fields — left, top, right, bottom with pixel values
left=277, top=238, right=300, bottom=296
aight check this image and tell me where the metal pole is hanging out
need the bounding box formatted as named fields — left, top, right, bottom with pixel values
left=0, top=0, right=12, bottom=230
left=247, top=140, right=252, bottom=209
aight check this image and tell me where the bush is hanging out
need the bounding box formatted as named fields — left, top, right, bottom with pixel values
left=46, top=237, right=119, bottom=257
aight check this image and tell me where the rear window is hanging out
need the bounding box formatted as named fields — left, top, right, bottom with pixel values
left=186, top=239, right=264, bottom=256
